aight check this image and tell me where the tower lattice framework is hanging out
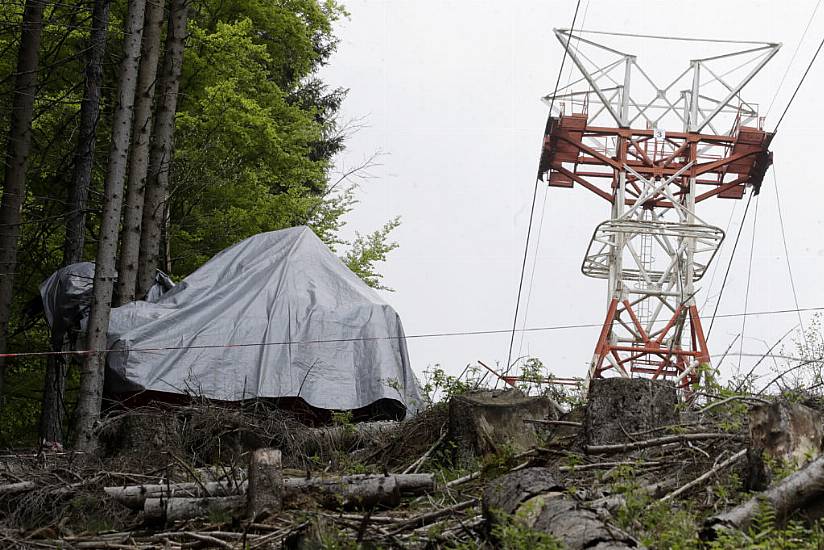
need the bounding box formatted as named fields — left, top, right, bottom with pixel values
left=539, top=30, right=779, bottom=387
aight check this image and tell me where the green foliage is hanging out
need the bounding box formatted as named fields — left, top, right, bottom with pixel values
left=489, top=520, right=564, bottom=550
left=331, top=410, right=354, bottom=433
left=480, top=443, right=518, bottom=479
left=0, top=0, right=403, bottom=445
left=709, top=501, right=824, bottom=549
left=761, top=454, right=801, bottom=483
left=607, top=466, right=824, bottom=550
left=343, top=217, right=401, bottom=290
left=513, top=356, right=584, bottom=408
left=421, top=364, right=477, bottom=403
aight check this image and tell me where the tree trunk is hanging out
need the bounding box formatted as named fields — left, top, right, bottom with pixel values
left=484, top=468, right=641, bottom=550
left=39, top=0, right=111, bottom=447
left=62, top=0, right=111, bottom=266
left=0, top=0, right=47, bottom=401
left=137, top=0, right=188, bottom=297
left=703, top=454, right=824, bottom=540
left=116, top=0, right=166, bottom=305
left=73, top=0, right=147, bottom=452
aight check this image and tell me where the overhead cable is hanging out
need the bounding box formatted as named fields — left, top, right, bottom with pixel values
left=505, top=0, right=582, bottom=374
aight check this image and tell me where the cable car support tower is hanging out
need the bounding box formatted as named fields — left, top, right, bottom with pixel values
left=539, top=30, right=779, bottom=387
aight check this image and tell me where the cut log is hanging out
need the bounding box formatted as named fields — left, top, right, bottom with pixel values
left=586, top=378, right=678, bottom=446
left=285, top=474, right=401, bottom=510
left=703, top=454, right=824, bottom=539
left=144, top=496, right=246, bottom=522
left=448, top=389, right=557, bottom=466
left=108, top=473, right=434, bottom=513
left=483, top=468, right=642, bottom=549
left=247, top=448, right=282, bottom=518
left=104, top=480, right=245, bottom=510
left=0, top=480, right=36, bottom=496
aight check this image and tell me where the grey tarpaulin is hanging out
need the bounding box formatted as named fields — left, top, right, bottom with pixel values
left=39, top=263, right=174, bottom=350
left=40, top=262, right=96, bottom=349
left=105, top=226, right=422, bottom=415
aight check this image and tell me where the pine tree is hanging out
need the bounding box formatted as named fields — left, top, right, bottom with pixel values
left=0, top=0, right=48, bottom=401
left=74, top=0, right=147, bottom=451
left=137, top=0, right=188, bottom=297
left=117, top=0, right=166, bottom=304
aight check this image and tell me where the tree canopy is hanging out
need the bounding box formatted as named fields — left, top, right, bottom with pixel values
left=0, top=0, right=399, bottom=446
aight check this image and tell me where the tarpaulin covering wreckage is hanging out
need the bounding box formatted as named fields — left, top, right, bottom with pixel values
left=39, top=262, right=174, bottom=349
left=103, top=226, right=422, bottom=416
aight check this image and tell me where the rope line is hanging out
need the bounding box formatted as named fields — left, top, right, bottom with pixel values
left=707, top=191, right=754, bottom=340
left=765, top=0, right=822, bottom=117
left=773, top=25, right=824, bottom=132
left=6, top=305, right=824, bottom=360
left=737, top=194, right=759, bottom=371
left=516, top=0, right=590, bottom=364
left=505, top=0, right=582, bottom=373
left=772, top=165, right=808, bottom=350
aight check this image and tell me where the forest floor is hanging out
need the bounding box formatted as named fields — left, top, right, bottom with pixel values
left=1, top=388, right=824, bottom=549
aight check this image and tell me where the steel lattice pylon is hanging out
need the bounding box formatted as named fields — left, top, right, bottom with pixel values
left=539, top=29, right=779, bottom=387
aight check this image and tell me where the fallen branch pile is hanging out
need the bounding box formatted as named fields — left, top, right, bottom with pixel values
left=3, top=387, right=824, bottom=548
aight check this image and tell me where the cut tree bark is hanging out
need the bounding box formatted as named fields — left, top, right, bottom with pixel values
left=703, top=453, right=824, bottom=539
left=483, top=467, right=642, bottom=549
left=116, top=0, right=166, bottom=304
left=73, top=0, right=148, bottom=452
left=62, top=0, right=112, bottom=265
left=137, top=0, right=189, bottom=296
left=144, top=496, right=246, bottom=522
left=296, top=474, right=401, bottom=510
left=448, top=389, right=557, bottom=466
left=247, top=448, right=282, bottom=518
left=105, top=473, right=434, bottom=511
left=41, top=0, right=112, bottom=446
left=104, top=479, right=246, bottom=510
left=750, top=399, right=824, bottom=464
left=746, top=399, right=824, bottom=490
left=585, top=378, right=678, bottom=446
left=0, top=0, right=47, bottom=401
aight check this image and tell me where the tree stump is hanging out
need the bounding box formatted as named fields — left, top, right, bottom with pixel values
left=247, top=448, right=283, bottom=519
left=98, top=410, right=180, bottom=465
left=746, top=399, right=824, bottom=490
left=585, top=378, right=678, bottom=446
left=483, top=468, right=641, bottom=549
left=447, top=390, right=557, bottom=466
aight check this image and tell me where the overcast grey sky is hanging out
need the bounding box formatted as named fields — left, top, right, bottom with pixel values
left=322, top=0, right=824, bottom=385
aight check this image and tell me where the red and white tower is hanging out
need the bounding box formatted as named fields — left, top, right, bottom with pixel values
left=539, top=30, right=779, bottom=387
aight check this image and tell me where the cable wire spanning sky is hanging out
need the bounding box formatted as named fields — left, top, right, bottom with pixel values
left=322, top=0, right=824, bottom=382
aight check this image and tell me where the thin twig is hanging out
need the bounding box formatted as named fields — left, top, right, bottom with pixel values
left=585, top=433, right=740, bottom=455
left=661, top=449, right=747, bottom=502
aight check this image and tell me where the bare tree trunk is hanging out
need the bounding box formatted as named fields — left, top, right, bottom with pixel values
left=137, top=0, right=188, bottom=297
left=40, top=0, right=111, bottom=447
left=116, top=0, right=165, bottom=305
left=0, top=0, right=47, bottom=402
left=73, top=0, right=147, bottom=452
left=63, top=0, right=111, bottom=265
